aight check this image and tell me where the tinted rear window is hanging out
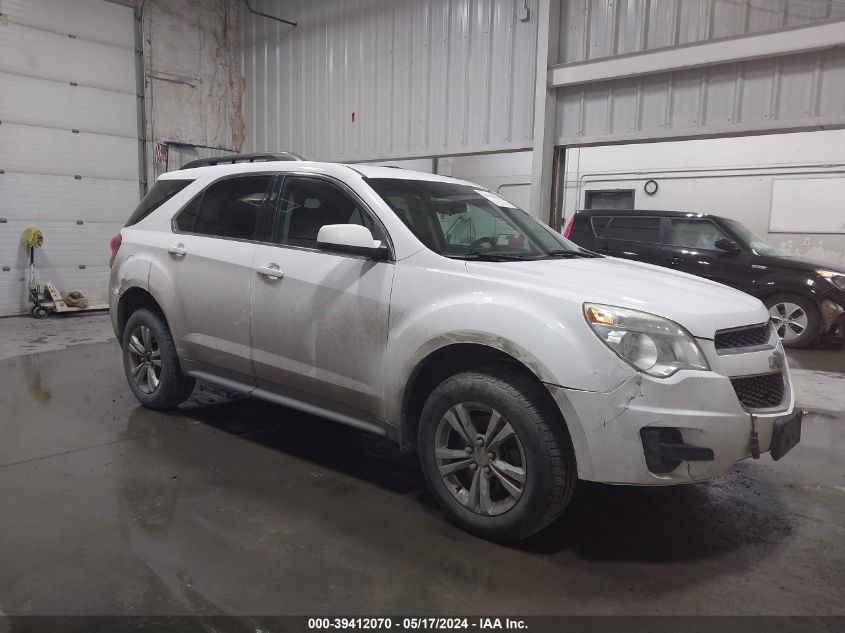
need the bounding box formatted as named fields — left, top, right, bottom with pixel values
left=176, top=175, right=271, bottom=240
left=126, top=179, right=193, bottom=226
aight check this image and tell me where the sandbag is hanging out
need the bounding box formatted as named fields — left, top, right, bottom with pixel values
left=61, top=290, right=89, bottom=309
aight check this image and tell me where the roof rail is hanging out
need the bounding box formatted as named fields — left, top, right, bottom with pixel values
left=179, top=152, right=305, bottom=170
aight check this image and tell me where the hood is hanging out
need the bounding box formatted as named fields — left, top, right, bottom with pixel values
left=751, top=253, right=845, bottom=274
left=466, top=256, right=768, bottom=339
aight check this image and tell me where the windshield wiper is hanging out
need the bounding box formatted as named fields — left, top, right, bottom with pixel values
left=450, top=252, right=536, bottom=262
left=542, top=250, right=598, bottom=258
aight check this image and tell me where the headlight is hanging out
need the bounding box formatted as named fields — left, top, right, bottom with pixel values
left=584, top=304, right=709, bottom=378
left=816, top=270, right=845, bottom=291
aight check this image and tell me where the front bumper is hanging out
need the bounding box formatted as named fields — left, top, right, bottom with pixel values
left=547, top=341, right=796, bottom=485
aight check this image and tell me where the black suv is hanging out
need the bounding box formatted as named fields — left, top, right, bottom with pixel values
left=565, top=209, right=845, bottom=348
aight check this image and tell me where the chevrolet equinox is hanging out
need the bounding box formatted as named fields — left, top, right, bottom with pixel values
left=109, top=154, right=802, bottom=541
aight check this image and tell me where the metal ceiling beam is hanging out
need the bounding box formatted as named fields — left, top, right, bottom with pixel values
left=549, top=18, right=845, bottom=88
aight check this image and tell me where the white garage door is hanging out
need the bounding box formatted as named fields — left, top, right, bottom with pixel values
left=0, top=0, right=139, bottom=316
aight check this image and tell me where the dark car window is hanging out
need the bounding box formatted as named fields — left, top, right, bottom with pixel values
left=177, top=175, right=271, bottom=240
left=591, top=216, right=612, bottom=236
left=126, top=179, right=193, bottom=227
left=668, top=219, right=727, bottom=250
left=273, top=177, right=385, bottom=248
left=600, top=216, right=661, bottom=243
left=174, top=194, right=202, bottom=232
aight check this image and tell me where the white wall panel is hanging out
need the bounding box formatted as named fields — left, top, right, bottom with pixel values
left=0, top=123, right=137, bottom=180
left=0, top=173, right=139, bottom=224
left=0, top=23, right=134, bottom=93
left=241, top=0, right=539, bottom=161
left=0, top=0, right=134, bottom=48
left=1, top=221, right=122, bottom=270
left=0, top=73, right=136, bottom=138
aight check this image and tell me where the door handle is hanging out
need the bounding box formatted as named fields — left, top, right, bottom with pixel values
left=167, top=243, right=187, bottom=256
left=669, top=256, right=683, bottom=265
left=254, top=263, right=284, bottom=280
left=599, top=246, right=611, bottom=253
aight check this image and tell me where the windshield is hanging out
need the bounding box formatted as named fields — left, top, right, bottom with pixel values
left=723, top=219, right=779, bottom=257
left=367, top=178, right=590, bottom=260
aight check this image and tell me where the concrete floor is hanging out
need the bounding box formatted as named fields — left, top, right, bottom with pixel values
left=0, top=314, right=843, bottom=616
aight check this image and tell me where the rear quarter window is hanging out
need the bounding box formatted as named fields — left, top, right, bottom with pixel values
left=126, top=179, right=194, bottom=227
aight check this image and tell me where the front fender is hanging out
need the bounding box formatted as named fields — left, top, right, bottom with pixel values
left=384, top=255, right=635, bottom=426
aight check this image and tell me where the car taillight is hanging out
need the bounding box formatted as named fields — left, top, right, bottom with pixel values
left=564, top=215, right=574, bottom=239
left=109, top=233, right=122, bottom=267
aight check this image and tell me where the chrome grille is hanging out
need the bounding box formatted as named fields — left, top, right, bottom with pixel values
left=730, top=372, right=785, bottom=410
left=715, top=322, right=772, bottom=353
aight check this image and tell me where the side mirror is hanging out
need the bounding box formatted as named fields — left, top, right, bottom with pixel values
left=316, top=224, right=389, bottom=259
left=714, top=237, right=741, bottom=253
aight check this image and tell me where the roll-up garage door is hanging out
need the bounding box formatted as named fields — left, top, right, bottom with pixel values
left=0, top=0, right=139, bottom=316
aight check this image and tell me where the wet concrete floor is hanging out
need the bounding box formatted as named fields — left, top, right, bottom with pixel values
left=0, top=337, right=843, bottom=616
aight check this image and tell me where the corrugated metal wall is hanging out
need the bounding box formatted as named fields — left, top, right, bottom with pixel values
left=554, top=1, right=845, bottom=146
left=241, top=0, right=539, bottom=161
left=554, top=46, right=845, bottom=145
left=0, top=0, right=138, bottom=316
left=558, top=0, right=845, bottom=65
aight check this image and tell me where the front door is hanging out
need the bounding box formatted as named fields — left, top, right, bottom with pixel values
left=659, top=217, right=749, bottom=289
left=153, top=174, right=274, bottom=381
left=250, top=175, right=395, bottom=419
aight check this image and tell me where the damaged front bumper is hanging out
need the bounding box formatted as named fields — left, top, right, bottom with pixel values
left=546, top=342, right=797, bottom=485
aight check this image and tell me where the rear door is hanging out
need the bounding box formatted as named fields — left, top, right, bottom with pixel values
left=153, top=174, right=274, bottom=381
left=591, top=215, right=663, bottom=265
left=660, top=217, right=750, bottom=289
left=249, top=175, right=395, bottom=419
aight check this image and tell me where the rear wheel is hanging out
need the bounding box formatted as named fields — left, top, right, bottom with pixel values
left=418, top=367, right=576, bottom=541
left=122, top=308, right=194, bottom=409
left=765, top=293, right=820, bottom=349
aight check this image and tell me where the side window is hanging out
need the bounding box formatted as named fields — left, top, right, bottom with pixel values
left=669, top=219, right=727, bottom=250
left=178, top=175, right=271, bottom=239
left=175, top=194, right=202, bottom=232
left=601, top=216, right=661, bottom=243
left=274, top=177, right=384, bottom=248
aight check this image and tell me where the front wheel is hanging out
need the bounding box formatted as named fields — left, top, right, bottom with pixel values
left=122, top=308, right=195, bottom=409
left=764, top=293, right=820, bottom=349
left=418, top=368, right=576, bottom=542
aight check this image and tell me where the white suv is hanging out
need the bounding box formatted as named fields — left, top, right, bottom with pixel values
left=109, top=154, right=802, bottom=541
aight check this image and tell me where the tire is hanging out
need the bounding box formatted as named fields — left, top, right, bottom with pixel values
left=418, top=367, right=576, bottom=542
left=32, top=305, right=50, bottom=319
left=764, top=293, right=820, bottom=349
left=122, top=308, right=195, bottom=409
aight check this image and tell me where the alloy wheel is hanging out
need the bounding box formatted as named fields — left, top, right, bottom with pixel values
left=127, top=325, right=162, bottom=394
left=434, top=402, right=526, bottom=516
left=769, top=302, right=808, bottom=343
